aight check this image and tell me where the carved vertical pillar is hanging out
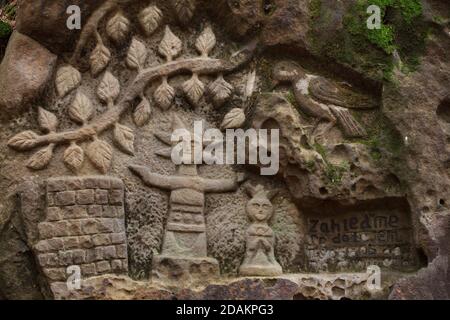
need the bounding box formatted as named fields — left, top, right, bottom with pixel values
left=152, top=188, right=220, bottom=284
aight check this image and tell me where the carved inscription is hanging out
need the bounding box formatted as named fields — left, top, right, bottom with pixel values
left=305, top=210, right=417, bottom=272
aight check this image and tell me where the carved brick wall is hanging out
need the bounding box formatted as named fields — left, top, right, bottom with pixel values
left=34, top=176, right=128, bottom=282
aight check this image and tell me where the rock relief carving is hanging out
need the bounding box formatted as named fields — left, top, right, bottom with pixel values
left=7, top=2, right=254, bottom=174
left=129, top=114, right=246, bottom=281
left=19, top=176, right=128, bottom=287
left=272, top=61, right=378, bottom=142
left=3, top=0, right=419, bottom=291
left=239, top=184, right=283, bottom=276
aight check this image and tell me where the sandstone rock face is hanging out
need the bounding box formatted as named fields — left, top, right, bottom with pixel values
left=15, top=0, right=104, bottom=55
left=0, top=0, right=449, bottom=300
left=49, top=272, right=400, bottom=300
left=0, top=31, right=56, bottom=120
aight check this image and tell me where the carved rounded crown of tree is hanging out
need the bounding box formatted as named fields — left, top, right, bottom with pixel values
left=7, top=1, right=253, bottom=175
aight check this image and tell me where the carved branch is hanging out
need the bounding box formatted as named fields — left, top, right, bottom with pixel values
left=14, top=57, right=235, bottom=150
left=8, top=3, right=258, bottom=174
left=69, top=0, right=119, bottom=65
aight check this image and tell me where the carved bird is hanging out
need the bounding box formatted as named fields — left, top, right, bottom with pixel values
left=272, top=61, right=377, bottom=141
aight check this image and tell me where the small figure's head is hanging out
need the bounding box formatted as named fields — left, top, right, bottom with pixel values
left=245, top=184, right=278, bottom=222
left=272, top=61, right=304, bottom=85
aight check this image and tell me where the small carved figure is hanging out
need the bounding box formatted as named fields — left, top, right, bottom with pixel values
left=272, top=61, right=377, bottom=141
left=239, top=184, right=282, bottom=276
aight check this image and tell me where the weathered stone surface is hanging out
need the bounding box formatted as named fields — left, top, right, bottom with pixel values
left=15, top=0, right=104, bottom=55
left=389, top=213, right=450, bottom=299
left=0, top=31, right=56, bottom=120
left=1, top=0, right=450, bottom=301
left=152, top=256, right=220, bottom=286
left=48, top=272, right=401, bottom=300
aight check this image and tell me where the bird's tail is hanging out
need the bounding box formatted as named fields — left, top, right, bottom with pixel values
left=330, top=106, right=367, bottom=138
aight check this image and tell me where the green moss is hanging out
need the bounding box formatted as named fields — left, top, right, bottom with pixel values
left=258, top=58, right=275, bottom=91
left=313, top=143, right=350, bottom=186
left=432, top=16, right=445, bottom=25
left=313, top=142, right=327, bottom=161
left=0, top=21, right=12, bottom=39
left=286, top=90, right=296, bottom=106
left=345, top=0, right=396, bottom=55
left=349, top=112, right=404, bottom=167
left=305, top=160, right=316, bottom=172
left=325, top=161, right=350, bottom=186
left=394, top=0, right=422, bottom=23
left=309, top=0, right=322, bottom=20
left=308, top=0, right=427, bottom=81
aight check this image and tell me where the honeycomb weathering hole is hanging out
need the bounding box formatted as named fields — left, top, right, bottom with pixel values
left=436, top=97, right=450, bottom=123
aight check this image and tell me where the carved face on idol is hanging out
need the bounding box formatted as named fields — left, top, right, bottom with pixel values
left=246, top=197, right=274, bottom=222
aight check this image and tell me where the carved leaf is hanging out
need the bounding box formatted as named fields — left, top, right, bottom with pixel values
left=69, top=92, right=94, bottom=124
left=195, top=26, right=216, bottom=56
left=97, top=71, right=120, bottom=104
left=133, top=97, right=152, bottom=127
left=55, top=65, right=81, bottom=97
left=154, top=80, right=175, bottom=110
left=127, top=38, right=148, bottom=70
left=139, top=5, right=163, bottom=36
left=26, top=145, right=54, bottom=170
left=172, top=0, right=196, bottom=24
left=8, top=131, right=39, bottom=151
left=114, top=123, right=135, bottom=155
left=106, top=11, right=130, bottom=43
left=90, top=44, right=111, bottom=76
left=38, top=107, right=58, bottom=133
left=86, top=139, right=113, bottom=174
left=64, top=143, right=84, bottom=172
left=158, top=26, right=182, bottom=61
left=221, top=108, right=246, bottom=129
left=208, top=75, right=233, bottom=107
left=182, top=74, right=205, bottom=105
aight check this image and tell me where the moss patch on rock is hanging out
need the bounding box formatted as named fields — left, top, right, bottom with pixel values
left=0, top=21, right=11, bottom=38
left=308, top=0, right=428, bottom=81
left=349, top=111, right=405, bottom=175
left=313, top=142, right=350, bottom=187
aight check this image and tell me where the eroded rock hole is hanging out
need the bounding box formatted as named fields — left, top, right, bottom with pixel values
left=319, top=187, right=328, bottom=195
left=416, top=248, right=428, bottom=267
left=263, top=0, right=276, bottom=15
left=436, top=97, right=450, bottom=123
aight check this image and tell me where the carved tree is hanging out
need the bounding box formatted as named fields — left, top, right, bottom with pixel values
left=8, top=2, right=253, bottom=174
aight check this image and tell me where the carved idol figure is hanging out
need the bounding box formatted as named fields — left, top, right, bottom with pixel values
left=239, top=184, right=282, bottom=276
left=130, top=113, right=245, bottom=280
left=272, top=61, right=377, bottom=141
